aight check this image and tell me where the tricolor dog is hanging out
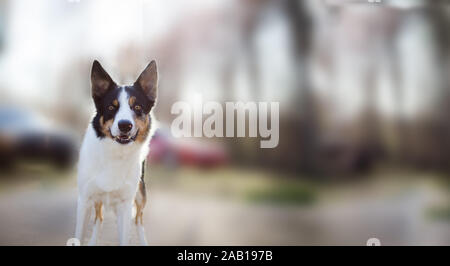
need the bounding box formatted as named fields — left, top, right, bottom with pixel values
left=75, top=60, right=158, bottom=245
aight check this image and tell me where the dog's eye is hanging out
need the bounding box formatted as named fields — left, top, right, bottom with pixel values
left=134, top=105, right=141, bottom=111
left=108, top=105, right=115, bottom=111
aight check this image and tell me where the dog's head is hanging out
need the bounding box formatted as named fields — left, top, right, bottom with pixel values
left=91, top=60, right=158, bottom=145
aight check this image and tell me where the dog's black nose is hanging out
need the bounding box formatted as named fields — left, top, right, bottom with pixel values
left=118, top=120, right=133, bottom=133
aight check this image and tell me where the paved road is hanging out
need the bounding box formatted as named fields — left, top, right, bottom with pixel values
left=0, top=178, right=448, bottom=245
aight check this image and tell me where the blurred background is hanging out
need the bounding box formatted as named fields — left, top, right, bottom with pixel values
left=0, top=0, right=449, bottom=245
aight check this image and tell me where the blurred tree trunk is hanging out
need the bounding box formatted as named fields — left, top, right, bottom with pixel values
left=223, top=0, right=268, bottom=166
left=388, top=40, right=407, bottom=163
left=426, top=4, right=450, bottom=171
left=378, top=9, right=403, bottom=164
left=282, top=0, right=318, bottom=173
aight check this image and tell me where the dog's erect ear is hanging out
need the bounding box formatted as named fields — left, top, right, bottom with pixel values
left=135, top=60, right=158, bottom=101
left=91, top=60, right=116, bottom=98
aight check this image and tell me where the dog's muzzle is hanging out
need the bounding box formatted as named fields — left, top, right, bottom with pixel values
left=114, top=130, right=138, bottom=144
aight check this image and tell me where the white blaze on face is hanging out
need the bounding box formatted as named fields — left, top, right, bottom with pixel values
left=111, top=88, right=136, bottom=137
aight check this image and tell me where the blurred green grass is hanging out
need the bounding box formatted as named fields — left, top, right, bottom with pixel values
left=244, top=182, right=316, bottom=205
left=147, top=166, right=318, bottom=205
left=0, top=161, right=75, bottom=192
left=147, top=165, right=450, bottom=210
left=427, top=204, right=450, bottom=221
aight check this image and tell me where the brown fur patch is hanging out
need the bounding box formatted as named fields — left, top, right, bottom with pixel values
left=128, top=96, right=136, bottom=106
left=112, top=99, right=119, bottom=107
left=134, top=180, right=146, bottom=225
left=135, top=115, right=150, bottom=143
left=94, top=201, right=103, bottom=223
left=99, top=115, right=114, bottom=138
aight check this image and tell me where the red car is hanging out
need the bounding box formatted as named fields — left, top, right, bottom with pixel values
left=148, top=128, right=228, bottom=168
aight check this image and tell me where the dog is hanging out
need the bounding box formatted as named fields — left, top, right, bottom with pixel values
left=75, top=60, right=158, bottom=245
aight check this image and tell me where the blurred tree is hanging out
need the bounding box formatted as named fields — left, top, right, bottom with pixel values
left=282, top=0, right=318, bottom=173
left=426, top=3, right=450, bottom=171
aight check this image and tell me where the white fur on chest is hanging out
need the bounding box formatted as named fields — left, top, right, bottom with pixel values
left=77, top=125, right=149, bottom=207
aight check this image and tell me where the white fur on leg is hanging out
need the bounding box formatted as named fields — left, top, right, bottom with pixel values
left=75, top=198, right=90, bottom=243
left=116, top=201, right=132, bottom=246
left=88, top=219, right=102, bottom=246
left=137, top=224, right=148, bottom=246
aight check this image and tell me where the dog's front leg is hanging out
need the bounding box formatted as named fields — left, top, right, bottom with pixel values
left=75, top=197, right=91, bottom=243
left=116, top=200, right=133, bottom=246
left=88, top=201, right=103, bottom=246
